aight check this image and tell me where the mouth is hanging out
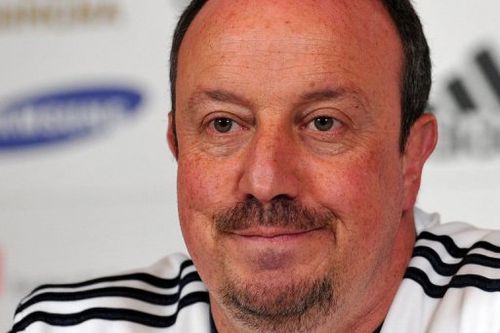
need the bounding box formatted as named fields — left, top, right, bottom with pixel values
left=224, top=226, right=329, bottom=271
left=229, top=226, right=325, bottom=240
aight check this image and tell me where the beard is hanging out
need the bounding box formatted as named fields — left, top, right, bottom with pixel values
left=220, top=271, right=335, bottom=333
left=213, top=197, right=338, bottom=333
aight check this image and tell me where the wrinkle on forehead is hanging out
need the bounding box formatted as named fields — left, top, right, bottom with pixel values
left=180, top=0, right=402, bottom=80
left=185, top=0, right=397, bottom=46
left=196, top=0, right=352, bottom=33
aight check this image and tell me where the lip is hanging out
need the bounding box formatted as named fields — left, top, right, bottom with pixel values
left=229, top=226, right=324, bottom=239
left=225, top=227, right=329, bottom=271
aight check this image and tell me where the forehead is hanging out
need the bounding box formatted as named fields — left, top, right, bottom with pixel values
left=186, top=0, right=394, bottom=38
left=177, top=0, right=402, bottom=109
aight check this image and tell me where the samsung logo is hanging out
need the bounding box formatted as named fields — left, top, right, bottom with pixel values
left=0, top=85, right=143, bottom=150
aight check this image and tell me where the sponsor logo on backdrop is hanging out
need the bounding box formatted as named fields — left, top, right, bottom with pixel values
left=432, top=47, right=500, bottom=159
left=0, top=84, right=143, bottom=150
left=0, top=0, right=119, bottom=30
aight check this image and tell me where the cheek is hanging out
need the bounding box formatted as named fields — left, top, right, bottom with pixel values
left=178, top=154, right=230, bottom=209
left=308, top=150, right=405, bottom=283
left=311, top=149, right=404, bottom=233
left=176, top=157, right=218, bottom=283
left=176, top=153, right=240, bottom=270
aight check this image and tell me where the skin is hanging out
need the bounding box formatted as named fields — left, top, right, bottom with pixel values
left=168, top=0, right=437, bottom=332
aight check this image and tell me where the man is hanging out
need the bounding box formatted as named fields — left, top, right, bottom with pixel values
left=10, top=0, right=500, bottom=332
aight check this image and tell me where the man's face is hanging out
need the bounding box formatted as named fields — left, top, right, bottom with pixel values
left=170, top=0, right=430, bottom=331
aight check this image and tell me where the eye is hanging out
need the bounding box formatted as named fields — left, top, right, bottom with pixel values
left=306, top=116, right=342, bottom=132
left=212, top=117, right=235, bottom=133
left=313, top=116, right=335, bottom=131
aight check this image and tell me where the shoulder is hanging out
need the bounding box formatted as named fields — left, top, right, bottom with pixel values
left=385, top=210, right=500, bottom=332
left=409, top=219, right=500, bottom=298
left=10, top=253, right=211, bottom=333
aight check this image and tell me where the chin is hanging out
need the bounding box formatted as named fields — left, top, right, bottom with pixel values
left=216, top=266, right=337, bottom=333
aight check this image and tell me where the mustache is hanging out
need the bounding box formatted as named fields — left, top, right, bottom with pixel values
left=214, top=196, right=335, bottom=233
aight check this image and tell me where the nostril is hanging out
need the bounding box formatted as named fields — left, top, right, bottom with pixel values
left=243, top=194, right=294, bottom=207
left=273, top=194, right=294, bottom=201
left=245, top=194, right=256, bottom=202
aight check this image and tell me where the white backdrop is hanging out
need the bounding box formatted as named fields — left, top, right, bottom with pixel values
left=1, top=1, right=500, bottom=330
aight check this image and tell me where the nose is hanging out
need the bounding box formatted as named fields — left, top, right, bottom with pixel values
left=237, top=124, right=300, bottom=204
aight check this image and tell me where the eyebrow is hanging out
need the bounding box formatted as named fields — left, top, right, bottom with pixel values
left=187, top=87, right=367, bottom=112
left=297, top=87, right=366, bottom=106
left=300, top=88, right=344, bottom=101
left=188, top=89, right=254, bottom=110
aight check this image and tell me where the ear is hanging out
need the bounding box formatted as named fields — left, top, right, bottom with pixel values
left=402, top=113, right=438, bottom=210
left=167, top=111, right=178, bottom=160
